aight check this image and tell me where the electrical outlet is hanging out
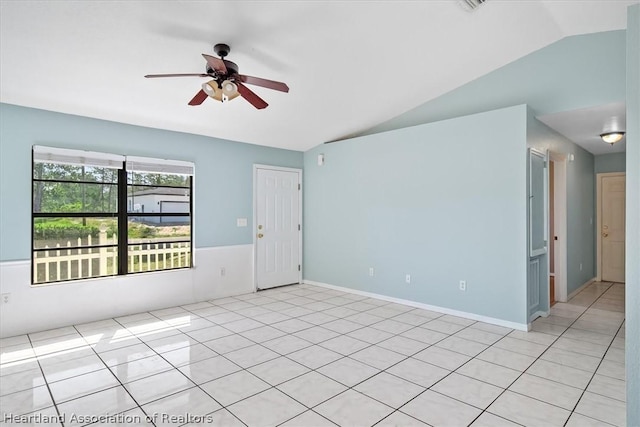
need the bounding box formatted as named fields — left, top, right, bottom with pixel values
left=220, top=267, right=226, bottom=277
left=405, top=274, right=411, bottom=284
left=1, top=293, right=9, bottom=304
left=459, top=280, right=467, bottom=291
left=369, top=267, right=374, bottom=277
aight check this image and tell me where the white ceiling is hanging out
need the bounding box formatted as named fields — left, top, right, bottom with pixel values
left=538, top=102, right=627, bottom=155
left=0, top=1, right=635, bottom=152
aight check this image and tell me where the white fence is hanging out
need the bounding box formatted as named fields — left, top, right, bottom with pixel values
left=33, top=230, right=190, bottom=283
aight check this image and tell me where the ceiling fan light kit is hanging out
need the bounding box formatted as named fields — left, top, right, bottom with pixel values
left=600, top=131, right=625, bottom=145
left=145, top=43, right=289, bottom=110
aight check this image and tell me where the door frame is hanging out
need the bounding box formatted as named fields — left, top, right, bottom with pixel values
left=596, top=172, right=626, bottom=282
left=252, top=164, right=303, bottom=292
left=549, top=152, right=568, bottom=303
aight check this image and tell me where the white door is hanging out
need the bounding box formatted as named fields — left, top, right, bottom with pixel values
left=255, top=167, right=301, bottom=290
left=601, top=175, right=625, bottom=283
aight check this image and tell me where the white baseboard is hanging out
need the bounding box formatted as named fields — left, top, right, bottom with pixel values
left=568, top=277, right=597, bottom=300
left=304, top=280, right=528, bottom=331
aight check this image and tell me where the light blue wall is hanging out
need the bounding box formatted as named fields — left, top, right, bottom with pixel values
left=0, top=103, right=303, bottom=262
left=625, top=4, right=639, bottom=426
left=358, top=31, right=626, bottom=138
left=527, top=111, right=595, bottom=296
left=594, top=152, right=626, bottom=173
left=304, top=105, right=529, bottom=325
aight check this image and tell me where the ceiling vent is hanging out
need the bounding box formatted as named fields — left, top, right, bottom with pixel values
left=459, top=0, right=487, bottom=12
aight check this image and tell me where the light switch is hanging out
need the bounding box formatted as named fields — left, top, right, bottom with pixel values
left=237, top=218, right=248, bottom=227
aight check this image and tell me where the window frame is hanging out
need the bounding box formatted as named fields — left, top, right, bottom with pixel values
left=31, top=148, right=193, bottom=285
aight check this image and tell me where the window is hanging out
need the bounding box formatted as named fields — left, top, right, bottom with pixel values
left=32, top=146, right=193, bottom=285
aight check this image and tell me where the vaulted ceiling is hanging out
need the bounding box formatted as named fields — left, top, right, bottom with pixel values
left=0, top=1, right=635, bottom=151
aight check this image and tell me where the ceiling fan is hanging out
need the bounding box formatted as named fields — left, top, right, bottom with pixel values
left=145, top=43, right=289, bottom=109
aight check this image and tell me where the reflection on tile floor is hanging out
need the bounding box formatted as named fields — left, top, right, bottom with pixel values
left=0, top=282, right=626, bottom=426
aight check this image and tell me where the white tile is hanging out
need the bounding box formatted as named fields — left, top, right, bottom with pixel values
left=278, top=371, right=347, bottom=407
left=540, top=347, right=601, bottom=373
left=224, top=344, right=280, bottom=368
left=421, top=319, right=466, bottom=334
left=492, top=337, right=547, bottom=358
left=344, top=312, right=385, bottom=326
left=552, top=337, right=608, bottom=358
left=223, top=318, right=264, bottom=333
left=400, top=327, right=448, bottom=345
left=530, top=321, right=568, bottom=336
left=262, top=335, right=313, bottom=355
left=203, top=334, right=254, bottom=354
left=587, top=374, right=626, bottom=402
left=31, top=336, right=89, bottom=357
left=1, top=405, right=62, bottom=427
left=48, top=368, right=119, bottom=403
left=142, top=387, right=221, bottom=427
left=227, top=388, right=306, bottom=427
left=319, top=335, right=370, bottom=355
left=487, top=390, right=570, bottom=427
left=439, top=315, right=476, bottom=326
left=109, top=355, right=173, bottom=383
left=468, top=322, right=513, bottom=336
left=562, top=328, right=615, bottom=346
left=456, top=358, right=520, bottom=388
left=315, top=389, right=393, bottom=427
left=574, top=391, right=626, bottom=426
left=322, top=319, right=364, bottom=334
left=317, top=357, right=379, bottom=387
left=375, top=411, right=430, bottom=427
left=508, top=373, right=582, bottom=410
left=293, top=326, right=341, bottom=344
left=280, top=410, right=338, bottom=427
left=41, top=353, right=106, bottom=384
left=203, top=310, right=243, bottom=324
left=200, top=370, right=270, bottom=406
left=124, top=370, right=194, bottom=405
left=323, top=306, right=360, bottom=318
left=386, top=358, right=449, bottom=388
left=435, top=336, right=488, bottom=357
left=525, top=359, right=593, bottom=389
left=29, top=326, right=80, bottom=343
left=391, top=312, right=431, bottom=327
left=349, top=345, right=405, bottom=370
left=432, top=372, right=503, bottom=409
left=413, top=346, right=471, bottom=371
left=0, top=357, right=41, bottom=378
left=371, top=319, right=414, bottom=334
left=287, top=345, right=343, bottom=369
left=400, top=390, right=481, bottom=427
left=297, top=312, right=339, bottom=325
left=179, top=355, right=241, bottom=384
left=454, top=328, right=503, bottom=345
left=98, top=343, right=155, bottom=367
left=185, top=325, right=233, bottom=342
left=376, top=336, right=428, bottom=356
left=355, top=372, right=425, bottom=409
left=0, top=385, right=53, bottom=416
left=597, top=359, right=625, bottom=380
left=0, top=334, right=30, bottom=348
left=477, top=347, right=536, bottom=371
left=470, top=412, right=521, bottom=427
left=248, top=356, right=309, bottom=386
left=0, top=367, right=45, bottom=396
left=272, top=318, right=315, bottom=334
left=347, top=327, right=395, bottom=344
left=176, top=317, right=216, bottom=333
left=566, top=412, right=618, bottom=427
left=56, top=386, right=137, bottom=427
left=144, top=333, right=198, bottom=354
left=507, top=330, right=557, bottom=346
left=161, top=343, right=218, bottom=367
left=240, top=325, right=287, bottom=343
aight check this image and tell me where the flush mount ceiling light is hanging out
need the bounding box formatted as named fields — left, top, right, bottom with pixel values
left=600, top=131, right=625, bottom=145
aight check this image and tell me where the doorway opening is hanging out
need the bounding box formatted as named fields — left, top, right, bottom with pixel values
left=549, top=152, right=568, bottom=303
left=597, top=172, right=626, bottom=283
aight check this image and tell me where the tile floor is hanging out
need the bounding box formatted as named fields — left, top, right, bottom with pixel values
left=0, top=281, right=626, bottom=426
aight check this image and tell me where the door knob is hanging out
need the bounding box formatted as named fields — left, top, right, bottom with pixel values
left=257, top=233, right=264, bottom=239
left=602, top=232, right=608, bottom=238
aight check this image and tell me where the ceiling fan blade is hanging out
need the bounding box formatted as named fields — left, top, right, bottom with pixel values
left=145, top=73, right=210, bottom=78
left=236, top=82, right=268, bottom=109
left=188, top=89, right=208, bottom=106
left=238, top=75, right=289, bottom=92
left=202, top=54, right=227, bottom=74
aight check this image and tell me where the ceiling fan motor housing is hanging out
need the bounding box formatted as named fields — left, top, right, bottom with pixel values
left=214, top=43, right=231, bottom=58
